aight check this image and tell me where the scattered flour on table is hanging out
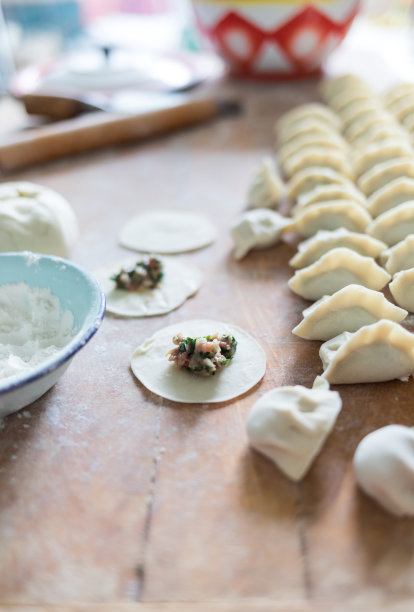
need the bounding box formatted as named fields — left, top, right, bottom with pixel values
left=0, top=282, right=75, bottom=382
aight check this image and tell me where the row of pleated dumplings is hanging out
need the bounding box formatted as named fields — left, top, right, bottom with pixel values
left=243, top=75, right=414, bottom=515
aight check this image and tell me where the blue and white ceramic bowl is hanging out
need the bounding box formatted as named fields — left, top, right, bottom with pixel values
left=0, top=252, right=106, bottom=418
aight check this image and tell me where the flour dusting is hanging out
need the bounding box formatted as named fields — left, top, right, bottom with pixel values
left=0, top=282, right=75, bottom=382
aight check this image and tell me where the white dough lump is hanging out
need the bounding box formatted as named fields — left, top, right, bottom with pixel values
left=293, top=285, right=407, bottom=341
left=319, top=320, right=414, bottom=384
left=0, top=181, right=79, bottom=257
left=246, top=376, right=342, bottom=481
left=119, top=209, right=217, bottom=254
left=231, top=208, right=291, bottom=260
left=354, top=425, right=414, bottom=517
left=288, top=247, right=390, bottom=301
left=247, top=157, right=285, bottom=209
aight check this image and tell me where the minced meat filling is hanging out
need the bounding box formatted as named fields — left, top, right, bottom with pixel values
left=111, top=255, right=163, bottom=291
left=167, top=333, right=237, bottom=376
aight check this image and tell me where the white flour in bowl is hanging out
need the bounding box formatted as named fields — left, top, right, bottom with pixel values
left=0, top=282, right=75, bottom=382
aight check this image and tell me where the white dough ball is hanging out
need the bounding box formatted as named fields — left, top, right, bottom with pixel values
left=0, top=181, right=79, bottom=257
left=353, top=425, right=414, bottom=517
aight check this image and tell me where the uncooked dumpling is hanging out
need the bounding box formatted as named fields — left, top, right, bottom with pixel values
left=293, top=200, right=372, bottom=238
left=320, top=74, right=372, bottom=102
left=287, top=167, right=352, bottom=199
left=354, top=425, right=414, bottom=517
left=389, top=267, right=414, bottom=312
left=367, top=177, right=414, bottom=218
left=289, top=228, right=386, bottom=269
left=283, top=149, right=351, bottom=180
left=345, top=111, right=396, bottom=143
left=247, top=157, right=285, bottom=209
left=119, top=209, right=217, bottom=254
left=390, top=97, right=414, bottom=122
left=353, top=123, right=410, bottom=149
left=319, top=320, right=414, bottom=384
left=288, top=247, right=391, bottom=301
left=279, top=133, right=346, bottom=166
left=277, top=117, right=339, bottom=146
left=358, top=158, right=414, bottom=197
left=340, top=99, right=382, bottom=129
left=367, top=201, right=414, bottom=246
left=94, top=256, right=202, bottom=317
left=246, top=376, right=342, bottom=481
left=231, top=208, right=291, bottom=260
left=276, top=103, right=341, bottom=134
left=294, top=184, right=366, bottom=213
left=384, top=83, right=414, bottom=108
left=353, top=139, right=413, bottom=178
left=293, top=284, right=407, bottom=341
left=380, top=234, right=414, bottom=275
left=0, top=181, right=78, bottom=257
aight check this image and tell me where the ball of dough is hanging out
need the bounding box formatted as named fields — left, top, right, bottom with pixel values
left=0, top=181, right=79, bottom=257
left=353, top=425, right=414, bottom=516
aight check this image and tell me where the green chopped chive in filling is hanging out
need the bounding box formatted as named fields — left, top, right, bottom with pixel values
left=111, top=255, right=163, bottom=291
left=167, top=333, right=237, bottom=376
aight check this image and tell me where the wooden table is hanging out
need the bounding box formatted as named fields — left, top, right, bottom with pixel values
left=1, top=77, right=414, bottom=612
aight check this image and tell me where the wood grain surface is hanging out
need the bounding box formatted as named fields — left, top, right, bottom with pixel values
left=0, top=79, right=414, bottom=608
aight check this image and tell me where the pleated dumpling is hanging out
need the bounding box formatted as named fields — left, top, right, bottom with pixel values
left=288, top=248, right=391, bottom=301
left=247, top=157, right=285, bottom=209
left=279, top=134, right=346, bottom=167
left=358, top=158, right=414, bottom=197
left=278, top=122, right=337, bottom=148
left=319, top=320, right=414, bottom=384
left=287, top=167, right=352, bottom=199
left=295, top=183, right=366, bottom=212
left=289, top=228, right=387, bottom=269
left=389, top=268, right=414, bottom=312
left=276, top=103, right=341, bottom=134
left=231, top=208, right=292, bottom=259
left=390, top=97, right=414, bottom=123
left=340, top=99, right=382, bottom=129
left=367, top=177, right=414, bottom=218
left=283, top=149, right=352, bottom=180
left=367, top=201, right=414, bottom=246
left=293, top=200, right=372, bottom=238
left=345, top=111, right=397, bottom=143
left=352, top=123, right=410, bottom=149
left=353, top=140, right=414, bottom=178
left=293, top=284, right=407, bottom=341
left=320, top=74, right=372, bottom=103
left=381, top=235, right=414, bottom=275
left=384, top=83, right=414, bottom=108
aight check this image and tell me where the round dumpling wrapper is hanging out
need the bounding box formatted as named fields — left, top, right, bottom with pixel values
left=131, top=319, right=266, bottom=404
left=95, top=256, right=202, bottom=317
left=119, top=209, right=217, bottom=254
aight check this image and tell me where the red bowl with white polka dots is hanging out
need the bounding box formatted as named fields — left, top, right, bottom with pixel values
left=192, top=0, right=360, bottom=79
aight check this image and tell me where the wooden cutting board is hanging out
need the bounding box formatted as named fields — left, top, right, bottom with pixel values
left=0, top=80, right=413, bottom=611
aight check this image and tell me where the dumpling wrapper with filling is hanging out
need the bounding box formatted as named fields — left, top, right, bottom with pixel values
left=390, top=267, right=414, bottom=312
left=352, top=139, right=414, bottom=178
left=287, top=167, right=352, bottom=199
left=367, top=177, right=414, bottom=218
left=130, top=319, right=266, bottom=404
left=279, top=134, right=346, bottom=166
left=289, top=228, right=386, bottom=269
left=329, top=90, right=374, bottom=113
left=247, top=157, right=285, bottom=209
left=119, top=209, right=217, bottom=254
left=283, top=149, right=351, bottom=180
left=295, top=184, right=366, bottom=213
left=320, top=74, right=372, bottom=102
left=246, top=376, right=342, bottom=481
left=384, top=82, right=414, bottom=107
left=367, top=201, right=414, bottom=246
left=231, top=208, right=292, bottom=260
left=94, top=256, right=202, bottom=318
left=319, top=320, right=414, bottom=384
left=340, top=99, right=382, bottom=129
left=292, top=200, right=372, bottom=238
left=354, top=425, right=414, bottom=517
left=380, top=234, right=414, bottom=275
left=275, top=103, right=341, bottom=134
left=358, top=158, right=414, bottom=197
left=293, top=284, right=407, bottom=341
left=391, top=97, right=414, bottom=123
left=288, top=247, right=391, bottom=301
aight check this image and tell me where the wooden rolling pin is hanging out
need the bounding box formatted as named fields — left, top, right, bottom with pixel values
left=0, top=96, right=239, bottom=171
